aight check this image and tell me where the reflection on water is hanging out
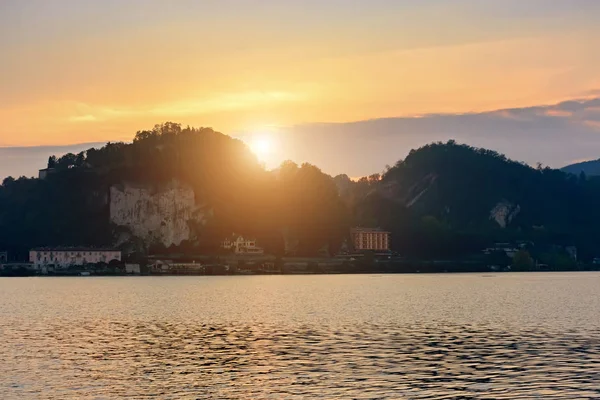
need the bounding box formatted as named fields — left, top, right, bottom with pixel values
left=1, top=273, right=600, bottom=399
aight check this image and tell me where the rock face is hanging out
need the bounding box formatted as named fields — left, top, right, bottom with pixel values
left=490, top=201, right=521, bottom=228
left=404, top=173, right=437, bottom=208
left=109, top=180, right=207, bottom=247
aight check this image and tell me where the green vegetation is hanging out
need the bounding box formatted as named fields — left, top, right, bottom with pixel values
left=3, top=126, right=600, bottom=270
left=345, top=140, right=600, bottom=265
left=512, top=250, right=535, bottom=271
left=0, top=123, right=348, bottom=259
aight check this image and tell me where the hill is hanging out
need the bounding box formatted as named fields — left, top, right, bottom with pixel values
left=0, top=123, right=348, bottom=258
left=348, top=141, right=600, bottom=261
left=561, top=159, right=600, bottom=176
left=3, top=126, right=600, bottom=265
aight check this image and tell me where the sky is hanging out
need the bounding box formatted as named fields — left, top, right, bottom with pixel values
left=2, top=0, right=600, bottom=179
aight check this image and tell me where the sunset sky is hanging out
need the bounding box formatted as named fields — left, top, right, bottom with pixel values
left=2, top=1, right=600, bottom=178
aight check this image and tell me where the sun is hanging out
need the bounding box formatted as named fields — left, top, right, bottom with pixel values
left=249, top=136, right=273, bottom=159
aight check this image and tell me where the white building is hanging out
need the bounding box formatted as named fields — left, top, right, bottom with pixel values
left=483, top=243, right=519, bottom=258
left=222, top=235, right=264, bottom=255
left=29, top=248, right=121, bottom=269
left=125, top=264, right=141, bottom=275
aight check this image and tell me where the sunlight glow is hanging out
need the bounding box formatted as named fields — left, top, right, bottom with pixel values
left=250, top=136, right=274, bottom=160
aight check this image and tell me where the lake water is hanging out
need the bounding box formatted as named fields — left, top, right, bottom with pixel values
left=1, top=273, right=599, bottom=399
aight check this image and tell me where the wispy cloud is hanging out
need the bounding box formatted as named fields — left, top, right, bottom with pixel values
left=65, top=91, right=306, bottom=124
left=272, top=95, right=600, bottom=177
left=542, top=109, right=573, bottom=118
left=68, top=114, right=97, bottom=122
left=6, top=96, right=600, bottom=181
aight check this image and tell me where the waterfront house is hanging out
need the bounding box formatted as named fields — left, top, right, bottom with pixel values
left=29, top=247, right=121, bottom=270
left=222, top=235, right=265, bottom=255
left=125, top=264, right=141, bottom=275
left=483, top=243, right=519, bottom=258
left=149, top=259, right=205, bottom=274
left=150, top=259, right=173, bottom=274
left=350, top=227, right=391, bottom=251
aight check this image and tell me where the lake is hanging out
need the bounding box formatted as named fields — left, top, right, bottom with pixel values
left=1, top=273, right=599, bottom=399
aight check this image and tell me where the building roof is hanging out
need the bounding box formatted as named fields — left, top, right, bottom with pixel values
left=30, top=247, right=120, bottom=252
left=350, top=227, right=391, bottom=233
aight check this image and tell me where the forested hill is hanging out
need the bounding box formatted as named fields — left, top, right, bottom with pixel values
left=2, top=124, right=600, bottom=263
left=0, top=123, right=347, bottom=258
left=562, top=159, right=600, bottom=177
left=347, top=141, right=600, bottom=261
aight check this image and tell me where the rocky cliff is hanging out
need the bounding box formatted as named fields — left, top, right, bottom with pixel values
left=489, top=201, right=521, bottom=228
left=110, top=180, right=207, bottom=247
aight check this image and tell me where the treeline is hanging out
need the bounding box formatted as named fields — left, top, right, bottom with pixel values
left=347, top=140, right=600, bottom=263
left=3, top=124, right=600, bottom=264
left=0, top=123, right=349, bottom=258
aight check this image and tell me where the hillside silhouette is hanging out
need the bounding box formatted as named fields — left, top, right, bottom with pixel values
left=2, top=123, right=600, bottom=265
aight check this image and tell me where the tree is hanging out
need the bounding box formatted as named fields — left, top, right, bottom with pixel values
left=75, top=152, right=86, bottom=167
left=108, top=259, right=124, bottom=274
left=56, top=153, right=78, bottom=169
left=47, top=156, right=57, bottom=168
left=512, top=250, right=535, bottom=271
left=2, top=176, right=15, bottom=187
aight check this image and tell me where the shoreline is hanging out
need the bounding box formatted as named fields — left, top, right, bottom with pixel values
left=2, top=269, right=600, bottom=277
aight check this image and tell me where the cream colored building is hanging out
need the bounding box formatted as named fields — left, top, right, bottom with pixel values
left=351, top=228, right=390, bottom=251
left=222, top=235, right=264, bottom=255
left=125, top=264, right=141, bottom=274
left=29, top=248, right=121, bottom=269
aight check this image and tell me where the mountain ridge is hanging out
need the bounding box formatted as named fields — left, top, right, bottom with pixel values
left=562, top=159, right=600, bottom=176
left=3, top=124, right=600, bottom=265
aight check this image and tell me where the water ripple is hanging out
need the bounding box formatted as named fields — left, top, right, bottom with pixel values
left=2, top=322, right=600, bottom=399
left=2, top=274, right=600, bottom=398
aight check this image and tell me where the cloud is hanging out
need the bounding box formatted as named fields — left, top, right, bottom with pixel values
left=63, top=91, right=306, bottom=124
left=542, top=109, right=573, bottom=118
left=68, top=114, right=97, bottom=122
left=5, top=96, right=600, bottom=181
left=268, top=96, right=600, bottom=177
left=583, top=120, right=600, bottom=129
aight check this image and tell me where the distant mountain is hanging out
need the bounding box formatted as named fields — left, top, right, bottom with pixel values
left=0, top=142, right=106, bottom=181
left=561, top=159, right=600, bottom=176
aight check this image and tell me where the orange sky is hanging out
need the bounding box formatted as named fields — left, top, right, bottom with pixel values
left=1, top=1, right=600, bottom=148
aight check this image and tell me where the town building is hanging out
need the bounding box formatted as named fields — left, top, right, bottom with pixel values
left=29, top=248, right=121, bottom=269
left=483, top=243, right=519, bottom=258
left=38, top=168, right=56, bottom=180
left=350, top=228, right=390, bottom=251
left=125, top=264, right=141, bottom=275
left=222, top=235, right=265, bottom=255
left=150, top=259, right=173, bottom=274
left=149, top=260, right=204, bottom=275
